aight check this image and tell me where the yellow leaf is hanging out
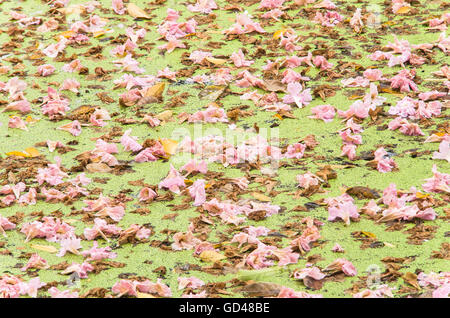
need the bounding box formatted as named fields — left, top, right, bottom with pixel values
left=361, top=231, right=377, bottom=238
left=127, top=3, right=150, bottom=19
left=30, top=244, right=58, bottom=253
left=273, top=29, right=287, bottom=40
left=155, top=110, right=173, bottom=122
left=396, top=6, right=411, bottom=14
left=416, top=192, right=430, bottom=199
left=199, top=250, right=226, bottom=263
left=58, top=4, right=85, bottom=16
left=144, top=82, right=165, bottom=99
left=184, top=179, right=193, bottom=186
left=159, top=138, right=178, bottom=155
left=24, top=147, right=40, bottom=157
left=93, top=30, right=106, bottom=38
left=6, top=151, right=31, bottom=158
left=251, top=192, right=271, bottom=202
left=205, top=57, right=227, bottom=65
left=273, top=114, right=283, bottom=120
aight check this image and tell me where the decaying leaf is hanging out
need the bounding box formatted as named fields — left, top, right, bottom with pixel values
left=86, top=163, right=112, bottom=173
left=346, top=186, right=380, bottom=199
left=127, top=3, right=150, bottom=19
left=238, top=282, right=282, bottom=297
left=30, top=244, right=58, bottom=254
left=199, top=250, right=226, bottom=263
left=251, top=192, right=271, bottom=202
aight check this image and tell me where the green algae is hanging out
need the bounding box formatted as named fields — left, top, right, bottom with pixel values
left=0, top=0, right=449, bottom=298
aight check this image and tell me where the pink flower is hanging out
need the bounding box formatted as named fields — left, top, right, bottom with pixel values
left=259, top=0, right=285, bottom=9
left=112, top=279, right=138, bottom=297
left=245, top=243, right=276, bottom=269
left=135, top=279, right=172, bottom=297
left=113, top=54, right=145, bottom=74
left=57, top=236, right=82, bottom=257
left=159, top=165, right=186, bottom=194
left=332, top=243, right=345, bottom=253
left=272, top=247, right=300, bottom=266
left=285, top=143, right=306, bottom=159
left=341, top=143, right=357, bottom=160
left=138, top=187, right=157, bottom=201
left=157, top=67, right=176, bottom=81
left=120, top=129, right=142, bottom=152
left=2, top=99, right=31, bottom=113
left=341, top=76, right=370, bottom=88
left=188, top=179, right=207, bottom=206
left=19, top=277, right=46, bottom=298
left=362, top=200, right=381, bottom=217
left=325, top=258, right=357, bottom=276
left=282, top=82, right=312, bottom=108
left=313, top=55, right=333, bottom=70
left=231, top=232, right=260, bottom=248
left=42, top=36, right=68, bottom=58
left=296, top=172, right=321, bottom=189
left=187, top=0, right=217, bottom=14
left=294, top=266, right=326, bottom=281
left=81, top=241, right=117, bottom=261
left=390, top=69, right=418, bottom=92
left=0, top=216, right=16, bottom=237
left=339, top=129, right=363, bottom=144
left=419, top=90, right=446, bottom=101
left=37, top=64, right=55, bottom=76
left=95, top=205, right=125, bottom=222
left=230, top=49, right=254, bottom=67
left=178, top=276, right=205, bottom=290
left=62, top=59, right=83, bottom=73
left=112, top=0, right=126, bottom=14
left=41, top=87, right=70, bottom=118
left=388, top=97, right=417, bottom=118
left=363, top=69, right=384, bottom=81
left=261, top=9, right=284, bottom=20
left=60, top=79, right=80, bottom=93
left=432, top=140, right=450, bottom=163
left=224, top=13, right=266, bottom=34
left=48, top=287, right=79, bottom=298
left=328, top=201, right=360, bottom=225
left=282, top=69, right=309, bottom=83
left=126, top=27, right=146, bottom=43
left=313, top=10, right=342, bottom=27
left=172, top=231, right=202, bottom=251
left=181, top=159, right=208, bottom=175
left=433, top=284, right=450, bottom=298
left=374, top=147, right=398, bottom=173
left=235, top=70, right=265, bottom=88
left=309, top=104, right=336, bottom=122
left=353, top=285, right=394, bottom=298
left=84, top=218, right=122, bottom=241
left=90, top=108, right=111, bottom=127
left=8, top=116, right=28, bottom=130
left=61, top=262, right=94, bottom=279
left=158, top=37, right=186, bottom=53
left=36, top=156, right=68, bottom=186
left=57, top=120, right=81, bottom=136
left=21, top=253, right=49, bottom=271
left=388, top=117, right=424, bottom=136
left=422, top=165, right=450, bottom=193
left=187, top=106, right=228, bottom=123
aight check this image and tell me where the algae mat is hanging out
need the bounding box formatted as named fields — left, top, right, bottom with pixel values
left=0, top=0, right=448, bottom=298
